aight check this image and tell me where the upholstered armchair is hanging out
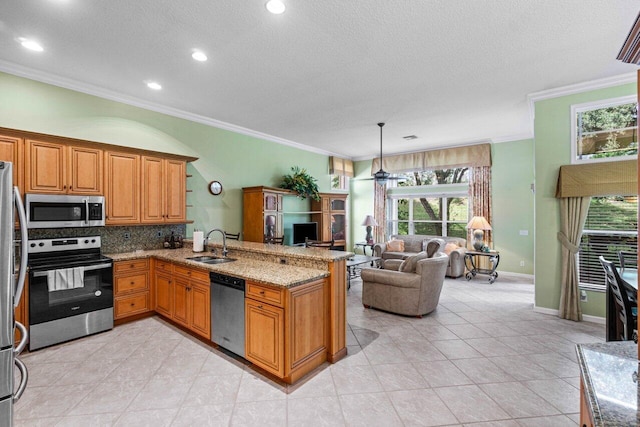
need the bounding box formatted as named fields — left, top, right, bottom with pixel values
left=360, top=252, right=449, bottom=317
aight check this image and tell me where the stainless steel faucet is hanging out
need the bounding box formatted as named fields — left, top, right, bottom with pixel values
left=203, top=228, right=228, bottom=257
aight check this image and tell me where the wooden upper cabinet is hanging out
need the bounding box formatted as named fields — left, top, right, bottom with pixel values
left=141, top=156, right=186, bottom=224
left=25, top=140, right=102, bottom=195
left=0, top=134, right=24, bottom=192
left=68, top=146, right=102, bottom=194
left=165, top=159, right=186, bottom=222
left=105, top=151, right=140, bottom=224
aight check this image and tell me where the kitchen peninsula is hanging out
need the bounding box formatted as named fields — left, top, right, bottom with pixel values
left=107, top=240, right=351, bottom=384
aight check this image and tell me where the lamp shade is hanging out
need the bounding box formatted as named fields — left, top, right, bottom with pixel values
left=466, top=216, right=492, bottom=231
left=361, top=215, right=378, bottom=227
left=265, top=215, right=276, bottom=226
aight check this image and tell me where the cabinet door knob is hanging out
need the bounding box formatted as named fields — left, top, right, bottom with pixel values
left=130, top=281, right=134, bottom=285
left=259, top=290, right=265, bottom=295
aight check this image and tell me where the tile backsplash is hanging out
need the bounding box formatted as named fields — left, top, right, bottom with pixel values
left=27, top=224, right=187, bottom=254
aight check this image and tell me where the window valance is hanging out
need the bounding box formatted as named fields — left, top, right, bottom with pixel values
left=371, top=143, right=491, bottom=175
left=329, top=156, right=354, bottom=177
left=555, top=160, right=638, bottom=198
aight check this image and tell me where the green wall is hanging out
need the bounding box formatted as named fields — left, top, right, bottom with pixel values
left=492, top=139, right=534, bottom=274
left=0, top=72, right=334, bottom=243
left=533, top=82, right=636, bottom=317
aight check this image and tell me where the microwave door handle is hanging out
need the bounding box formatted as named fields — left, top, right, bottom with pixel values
left=85, top=198, right=89, bottom=224
left=13, top=186, right=28, bottom=308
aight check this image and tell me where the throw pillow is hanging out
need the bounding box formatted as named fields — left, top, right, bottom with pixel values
left=426, top=240, right=441, bottom=258
left=386, top=239, right=405, bottom=252
left=443, top=242, right=458, bottom=256
left=399, top=251, right=428, bottom=273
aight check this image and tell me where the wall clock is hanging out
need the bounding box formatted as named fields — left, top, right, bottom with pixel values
left=208, top=180, right=223, bottom=195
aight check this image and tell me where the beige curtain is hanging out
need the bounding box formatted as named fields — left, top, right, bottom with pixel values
left=373, top=183, right=386, bottom=243
left=329, top=156, right=354, bottom=177
left=371, top=143, right=491, bottom=175
left=557, top=196, right=591, bottom=321
left=469, top=166, right=493, bottom=247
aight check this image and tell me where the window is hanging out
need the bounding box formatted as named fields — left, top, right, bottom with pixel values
left=387, top=168, right=469, bottom=239
left=571, top=95, right=637, bottom=164
left=578, top=196, right=638, bottom=290
left=331, top=175, right=348, bottom=190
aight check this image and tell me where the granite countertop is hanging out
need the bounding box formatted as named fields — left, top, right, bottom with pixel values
left=106, top=247, right=332, bottom=288
left=576, top=341, right=639, bottom=426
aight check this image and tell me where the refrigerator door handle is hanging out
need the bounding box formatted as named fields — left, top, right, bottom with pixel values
left=14, top=186, right=28, bottom=308
left=14, top=321, right=28, bottom=355
left=13, top=357, right=28, bottom=403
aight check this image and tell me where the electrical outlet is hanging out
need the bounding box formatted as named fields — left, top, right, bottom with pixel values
left=124, top=232, right=131, bottom=239
left=580, top=290, right=588, bottom=302
left=519, top=260, right=525, bottom=267
left=156, top=231, right=162, bottom=237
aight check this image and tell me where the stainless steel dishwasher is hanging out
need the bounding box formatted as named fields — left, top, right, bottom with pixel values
left=210, top=272, right=245, bottom=357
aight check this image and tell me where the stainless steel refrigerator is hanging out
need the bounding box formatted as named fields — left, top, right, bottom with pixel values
left=0, top=161, right=29, bottom=426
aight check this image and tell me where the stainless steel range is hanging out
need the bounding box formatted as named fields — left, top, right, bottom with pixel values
left=27, top=236, right=113, bottom=351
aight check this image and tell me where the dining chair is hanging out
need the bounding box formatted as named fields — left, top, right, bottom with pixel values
left=224, top=231, right=241, bottom=240
left=618, top=250, right=637, bottom=270
left=305, top=237, right=336, bottom=250
left=599, top=256, right=637, bottom=341
left=264, top=235, right=285, bottom=245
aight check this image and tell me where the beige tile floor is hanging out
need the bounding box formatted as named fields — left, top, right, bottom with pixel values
left=14, top=273, right=603, bottom=426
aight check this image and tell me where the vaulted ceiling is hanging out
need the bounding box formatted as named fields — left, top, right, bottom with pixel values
left=0, top=0, right=637, bottom=159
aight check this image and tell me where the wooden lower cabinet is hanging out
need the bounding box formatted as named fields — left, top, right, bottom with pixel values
left=153, top=261, right=210, bottom=339
left=154, top=271, right=173, bottom=318
left=580, top=378, right=595, bottom=427
left=14, top=277, right=28, bottom=346
left=246, top=298, right=285, bottom=377
left=245, top=278, right=328, bottom=383
left=113, top=260, right=150, bottom=320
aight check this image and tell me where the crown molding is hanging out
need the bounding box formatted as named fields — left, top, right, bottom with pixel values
left=491, top=132, right=534, bottom=144
left=527, top=72, right=637, bottom=111
left=351, top=139, right=492, bottom=162
left=0, top=61, right=342, bottom=158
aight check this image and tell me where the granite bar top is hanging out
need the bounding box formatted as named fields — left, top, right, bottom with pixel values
left=576, top=341, right=639, bottom=426
left=106, top=247, right=333, bottom=288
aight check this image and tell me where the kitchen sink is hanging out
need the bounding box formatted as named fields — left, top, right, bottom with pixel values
left=186, top=256, right=236, bottom=264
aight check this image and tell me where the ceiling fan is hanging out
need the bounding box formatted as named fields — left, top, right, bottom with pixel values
left=371, top=122, right=401, bottom=185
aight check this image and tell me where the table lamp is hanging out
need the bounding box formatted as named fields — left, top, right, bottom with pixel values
left=466, top=216, right=492, bottom=251
left=362, top=215, right=378, bottom=244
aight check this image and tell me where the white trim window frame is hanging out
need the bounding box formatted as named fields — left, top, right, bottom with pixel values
left=570, top=94, right=638, bottom=165
left=386, top=184, right=469, bottom=238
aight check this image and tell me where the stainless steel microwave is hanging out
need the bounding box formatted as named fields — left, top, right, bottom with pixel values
left=25, top=194, right=105, bottom=228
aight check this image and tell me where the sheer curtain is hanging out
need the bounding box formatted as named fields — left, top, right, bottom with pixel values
left=373, top=183, right=386, bottom=243
left=557, top=196, right=591, bottom=321
left=469, top=166, right=493, bottom=247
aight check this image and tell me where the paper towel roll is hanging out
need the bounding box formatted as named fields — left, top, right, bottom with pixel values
left=193, top=231, right=204, bottom=252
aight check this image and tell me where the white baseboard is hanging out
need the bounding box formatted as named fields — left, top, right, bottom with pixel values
left=501, top=271, right=534, bottom=280
left=533, top=305, right=605, bottom=324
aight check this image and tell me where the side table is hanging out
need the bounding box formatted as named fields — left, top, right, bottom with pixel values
left=464, top=250, right=500, bottom=283
left=354, top=241, right=375, bottom=256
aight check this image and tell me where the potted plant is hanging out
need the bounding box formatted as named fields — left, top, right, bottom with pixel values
left=280, top=166, right=321, bottom=201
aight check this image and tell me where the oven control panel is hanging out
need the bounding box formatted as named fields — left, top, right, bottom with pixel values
left=28, top=236, right=102, bottom=254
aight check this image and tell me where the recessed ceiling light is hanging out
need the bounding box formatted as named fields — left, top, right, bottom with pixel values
left=191, top=51, right=208, bottom=62
left=18, top=38, right=43, bottom=52
left=265, top=0, right=285, bottom=14
left=146, top=81, right=162, bottom=90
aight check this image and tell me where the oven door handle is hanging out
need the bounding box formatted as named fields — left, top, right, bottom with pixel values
left=31, top=263, right=113, bottom=277
left=85, top=198, right=89, bottom=224
left=14, top=186, right=28, bottom=308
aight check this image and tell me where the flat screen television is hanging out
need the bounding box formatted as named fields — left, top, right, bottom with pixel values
left=292, top=222, right=318, bottom=245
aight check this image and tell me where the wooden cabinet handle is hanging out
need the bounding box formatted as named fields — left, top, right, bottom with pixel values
left=259, top=290, right=265, bottom=295
left=258, top=305, right=263, bottom=309
left=130, top=281, right=134, bottom=285
left=130, top=303, right=135, bottom=307
left=130, top=264, right=135, bottom=268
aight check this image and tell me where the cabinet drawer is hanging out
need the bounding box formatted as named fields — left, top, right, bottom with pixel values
left=114, top=292, right=150, bottom=319
left=114, top=273, right=149, bottom=295
left=174, top=264, right=209, bottom=284
left=154, top=260, right=173, bottom=274
left=246, top=281, right=283, bottom=307
left=114, top=259, right=149, bottom=273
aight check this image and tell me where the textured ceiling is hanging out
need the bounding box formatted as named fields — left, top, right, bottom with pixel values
left=0, top=0, right=638, bottom=160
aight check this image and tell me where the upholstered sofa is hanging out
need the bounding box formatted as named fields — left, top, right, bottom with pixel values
left=373, top=234, right=467, bottom=278
left=361, top=251, right=449, bottom=317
